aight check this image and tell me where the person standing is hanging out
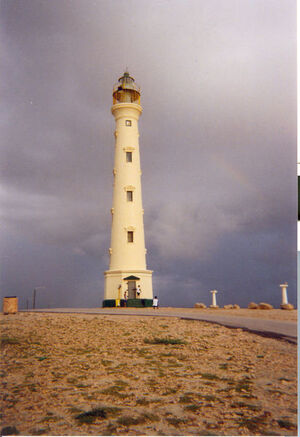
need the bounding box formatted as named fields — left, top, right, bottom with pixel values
left=153, top=296, right=158, bottom=309
left=137, top=285, right=142, bottom=298
left=124, top=290, right=128, bottom=307
left=116, top=284, right=122, bottom=307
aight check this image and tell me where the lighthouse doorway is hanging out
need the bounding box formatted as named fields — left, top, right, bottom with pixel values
left=124, top=275, right=140, bottom=300
left=127, top=281, right=136, bottom=299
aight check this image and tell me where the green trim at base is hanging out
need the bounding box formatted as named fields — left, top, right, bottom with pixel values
left=102, top=299, right=116, bottom=307
left=102, top=299, right=153, bottom=308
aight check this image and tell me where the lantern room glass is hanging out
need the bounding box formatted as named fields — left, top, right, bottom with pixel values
left=113, top=71, right=141, bottom=105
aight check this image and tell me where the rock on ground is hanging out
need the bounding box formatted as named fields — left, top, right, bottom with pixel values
left=194, top=303, right=206, bottom=308
left=258, top=302, right=274, bottom=310
left=280, top=303, right=294, bottom=310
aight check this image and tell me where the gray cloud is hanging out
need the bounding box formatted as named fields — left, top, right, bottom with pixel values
left=0, top=0, right=296, bottom=308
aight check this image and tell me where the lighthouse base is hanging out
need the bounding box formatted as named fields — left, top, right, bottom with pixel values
left=103, top=298, right=153, bottom=308
left=103, top=269, right=153, bottom=306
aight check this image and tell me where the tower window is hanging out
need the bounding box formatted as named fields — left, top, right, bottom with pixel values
left=127, top=231, right=134, bottom=243
left=125, top=120, right=132, bottom=126
left=126, top=151, right=132, bottom=162
left=127, top=191, right=133, bottom=202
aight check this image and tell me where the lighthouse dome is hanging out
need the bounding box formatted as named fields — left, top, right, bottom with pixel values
left=113, top=71, right=141, bottom=104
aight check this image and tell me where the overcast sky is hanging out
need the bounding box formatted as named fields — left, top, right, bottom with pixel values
left=0, top=0, right=297, bottom=309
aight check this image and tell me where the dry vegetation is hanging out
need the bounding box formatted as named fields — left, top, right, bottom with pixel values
left=1, top=312, right=297, bottom=436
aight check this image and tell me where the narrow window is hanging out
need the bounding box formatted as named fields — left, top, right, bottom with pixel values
left=127, top=191, right=133, bottom=202
left=126, top=151, right=132, bottom=162
left=127, top=231, right=134, bottom=243
left=125, top=120, right=132, bottom=126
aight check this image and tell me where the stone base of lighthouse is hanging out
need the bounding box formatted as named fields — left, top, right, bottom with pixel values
left=103, top=269, right=153, bottom=307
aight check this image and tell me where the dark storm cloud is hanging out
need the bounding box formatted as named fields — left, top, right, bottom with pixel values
left=0, top=0, right=296, bottom=308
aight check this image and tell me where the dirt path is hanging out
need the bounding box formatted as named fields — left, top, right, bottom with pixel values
left=26, top=307, right=298, bottom=342
left=1, top=312, right=297, bottom=436
left=27, top=307, right=298, bottom=322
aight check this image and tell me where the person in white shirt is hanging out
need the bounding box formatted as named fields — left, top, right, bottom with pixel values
left=137, top=285, right=141, bottom=297
left=153, top=296, right=158, bottom=309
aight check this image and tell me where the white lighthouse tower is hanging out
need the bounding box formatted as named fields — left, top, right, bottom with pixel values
left=103, top=72, right=153, bottom=307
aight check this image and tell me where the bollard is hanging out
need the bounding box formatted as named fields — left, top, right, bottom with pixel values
left=279, top=283, right=288, bottom=306
left=210, top=290, right=219, bottom=308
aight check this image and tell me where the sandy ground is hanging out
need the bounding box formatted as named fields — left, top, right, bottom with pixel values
left=32, top=307, right=298, bottom=322
left=1, top=311, right=297, bottom=436
left=163, top=308, right=298, bottom=321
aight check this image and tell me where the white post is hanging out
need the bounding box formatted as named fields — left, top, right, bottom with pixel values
left=279, top=283, right=288, bottom=305
left=210, top=290, right=218, bottom=307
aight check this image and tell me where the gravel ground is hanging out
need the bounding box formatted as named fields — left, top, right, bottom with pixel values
left=1, top=312, right=297, bottom=436
left=28, top=307, right=298, bottom=322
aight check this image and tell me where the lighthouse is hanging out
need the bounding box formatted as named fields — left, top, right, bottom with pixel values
left=103, top=72, right=153, bottom=307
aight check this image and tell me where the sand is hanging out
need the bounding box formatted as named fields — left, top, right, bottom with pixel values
left=1, top=310, right=297, bottom=436
left=33, top=307, right=298, bottom=322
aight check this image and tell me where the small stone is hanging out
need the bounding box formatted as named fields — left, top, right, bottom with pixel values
left=248, top=302, right=258, bottom=309
left=224, top=304, right=233, bottom=309
left=258, top=302, right=273, bottom=310
left=280, top=379, right=289, bottom=385
left=194, top=303, right=206, bottom=308
left=233, top=304, right=240, bottom=309
left=262, top=411, right=272, bottom=417
left=280, top=303, right=294, bottom=310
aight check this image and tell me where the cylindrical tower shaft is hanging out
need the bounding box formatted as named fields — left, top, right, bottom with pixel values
left=109, top=103, right=146, bottom=270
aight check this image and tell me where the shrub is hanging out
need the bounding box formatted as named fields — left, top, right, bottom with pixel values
left=144, top=337, right=186, bottom=345
left=117, top=416, right=145, bottom=426
left=1, top=426, right=19, bottom=435
left=75, top=406, right=121, bottom=424
left=1, top=336, right=20, bottom=346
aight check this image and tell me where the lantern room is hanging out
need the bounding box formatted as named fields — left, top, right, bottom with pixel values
left=112, top=71, right=141, bottom=104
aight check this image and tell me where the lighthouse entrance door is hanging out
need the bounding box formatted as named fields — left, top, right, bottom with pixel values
left=127, top=281, right=137, bottom=299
